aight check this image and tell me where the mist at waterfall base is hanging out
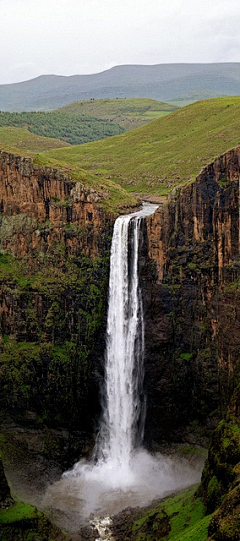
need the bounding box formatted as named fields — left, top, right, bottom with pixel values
left=44, top=448, right=203, bottom=521
left=43, top=204, right=204, bottom=525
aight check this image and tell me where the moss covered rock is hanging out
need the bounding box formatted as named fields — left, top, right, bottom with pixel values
left=0, top=453, right=13, bottom=508
left=0, top=502, right=69, bottom=540
left=0, top=455, right=67, bottom=541
left=197, top=387, right=240, bottom=539
left=112, top=486, right=212, bottom=541
left=199, top=389, right=240, bottom=512
left=208, top=484, right=240, bottom=540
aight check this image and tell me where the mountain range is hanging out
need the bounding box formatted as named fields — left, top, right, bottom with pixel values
left=1, top=63, right=240, bottom=111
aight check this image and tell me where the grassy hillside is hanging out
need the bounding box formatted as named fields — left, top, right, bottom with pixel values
left=0, top=127, right=138, bottom=212
left=1, top=64, right=240, bottom=111
left=43, top=96, right=240, bottom=196
left=0, top=111, right=124, bottom=145
left=57, top=98, right=178, bottom=130
left=0, top=126, right=70, bottom=153
left=2, top=96, right=240, bottom=212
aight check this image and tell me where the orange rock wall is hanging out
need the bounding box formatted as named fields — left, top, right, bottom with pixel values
left=0, top=151, right=114, bottom=268
left=143, top=148, right=240, bottom=443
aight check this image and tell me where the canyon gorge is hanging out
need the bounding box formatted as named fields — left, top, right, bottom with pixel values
left=0, top=147, right=240, bottom=540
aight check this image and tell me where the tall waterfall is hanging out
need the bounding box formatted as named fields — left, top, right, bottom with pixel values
left=96, top=204, right=159, bottom=480
left=99, top=214, right=144, bottom=469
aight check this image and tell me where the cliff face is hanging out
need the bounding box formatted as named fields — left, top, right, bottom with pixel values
left=2, top=147, right=240, bottom=539
left=0, top=151, right=114, bottom=437
left=143, top=148, right=240, bottom=444
left=0, top=151, right=110, bottom=265
left=1, top=147, right=240, bottom=450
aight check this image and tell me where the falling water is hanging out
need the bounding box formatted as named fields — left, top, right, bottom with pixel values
left=42, top=203, right=205, bottom=531
left=97, top=204, right=158, bottom=478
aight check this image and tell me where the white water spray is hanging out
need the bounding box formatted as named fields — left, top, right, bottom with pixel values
left=42, top=204, right=204, bottom=531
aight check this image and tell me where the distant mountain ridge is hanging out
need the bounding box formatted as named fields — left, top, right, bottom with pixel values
left=1, top=63, right=240, bottom=111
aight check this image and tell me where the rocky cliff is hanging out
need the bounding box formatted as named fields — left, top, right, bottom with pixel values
left=197, top=385, right=240, bottom=539
left=1, top=147, right=240, bottom=538
left=115, top=148, right=240, bottom=541
left=0, top=151, right=114, bottom=444
left=0, top=151, right=111, bottom=264
left=143, top=147, right=240, bottom=444
left=1, top=147, right=240, bottom=448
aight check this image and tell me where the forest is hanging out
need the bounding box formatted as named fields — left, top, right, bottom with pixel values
left=0, top=111, right=124, bottom=145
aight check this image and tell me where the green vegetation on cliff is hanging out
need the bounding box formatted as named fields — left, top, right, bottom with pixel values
left=0, top=247, right=110, bottom=428
left=2, top=97, right=240, bottom=212
left=0, top=139, right=139, bottom=212
left=43, top=96, right=240, bottom=197
left=0, top=503, right=37, bottom=524
left=0, top=452, right=67, bottom=540
left=198, top=387, right=240, bottom=540
left=0, top=502, right=68, bottom=540
left=114, top=486, right=212, bottom=541
left=32, top=153, right=139, bottom=211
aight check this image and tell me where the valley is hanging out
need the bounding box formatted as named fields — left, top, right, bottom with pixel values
left=0, top=94, right=240, bottom=540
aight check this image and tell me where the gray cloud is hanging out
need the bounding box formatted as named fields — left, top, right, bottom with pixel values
left=1, top=0, right=240, bottom=84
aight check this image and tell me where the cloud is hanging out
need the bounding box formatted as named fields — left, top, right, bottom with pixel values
left=0, top=0, right=240, bottom=84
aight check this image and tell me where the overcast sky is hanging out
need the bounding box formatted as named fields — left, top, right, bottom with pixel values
left=1, top=0, right=240, bottom=85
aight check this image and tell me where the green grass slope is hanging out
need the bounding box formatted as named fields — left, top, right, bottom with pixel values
left=57, top=98, right=178, bottom=130
left=0, top=126, right=70, bottom=153
left=0, top=127, right=138, bottom=212
left=0, top=502, right=68, bottom=540
left=43, top=96, right=240, bottom=197
left=114, top=486, right=212, bottom=541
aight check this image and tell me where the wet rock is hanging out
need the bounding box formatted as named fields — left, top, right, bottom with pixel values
left=0, top=453, right=13, bottom=508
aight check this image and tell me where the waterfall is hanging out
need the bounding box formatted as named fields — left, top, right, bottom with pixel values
left=96, top=203, right=159, bottom=481
left=99, top=214, right=144, bottom=469
left=44, top=202, right=204, bottom=524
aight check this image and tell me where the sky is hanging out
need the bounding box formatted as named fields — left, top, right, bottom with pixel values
left=1, top=0, right=240, bottom=85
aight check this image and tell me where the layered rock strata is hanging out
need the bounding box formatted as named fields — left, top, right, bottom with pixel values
left=1, top=148, right=240, bottom=448
left=0, top=151, right=114, bottom=443
left=143, top=148, right=240, bottom=443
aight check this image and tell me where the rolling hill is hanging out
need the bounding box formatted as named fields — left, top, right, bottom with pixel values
left=57, top=98, right=178, bottom=130
left=0, top=127, right=139, bottom=212
left=0, top=126, right=70, bottom=153
left=42, top=96, right=240, bottom=198
left=1, top=63, right=240, bottom=111
left=2, top=97, right=240, bottom=211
